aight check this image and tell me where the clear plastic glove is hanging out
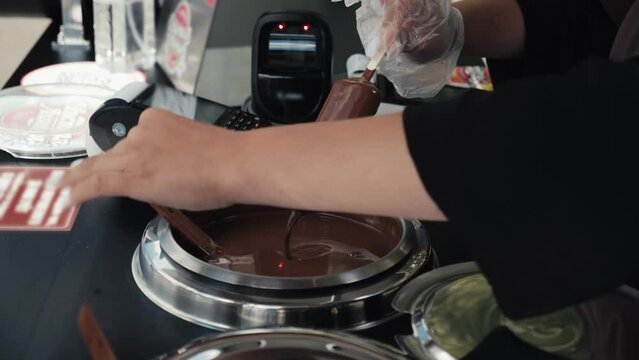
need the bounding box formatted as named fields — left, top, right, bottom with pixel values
left=333, top=0, right=464, bottom=99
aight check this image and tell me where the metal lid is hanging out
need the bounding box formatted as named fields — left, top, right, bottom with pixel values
left=132, top=217, right=433, bottom=331
left=0, top=84, right=113, bottom=159
left=393, top=262, right=639, bottom=360
left=159, top=328, right=409, bottom=360
left=159, top=208, right=422, bottom=290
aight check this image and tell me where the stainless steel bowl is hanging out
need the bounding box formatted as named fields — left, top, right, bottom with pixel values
left=132, top=216, right=433, bottom=331
left=393, top=262, right=639, bottom=360
left=159, top=209, right=420, bottom=290
left=157, top=328, right=409, bottom=360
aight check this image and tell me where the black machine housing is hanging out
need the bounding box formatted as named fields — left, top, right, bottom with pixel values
left=252, top=11, right=332, bottom=124
left=88, top=82, right=271, bottom=154
left=89, top=98, right=148, bottom=153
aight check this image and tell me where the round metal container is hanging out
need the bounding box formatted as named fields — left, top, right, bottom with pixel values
left=393, top=262, right=639, bottom=360
left=159, top=208, right=419, bottom=290
left=132, top=215, right=433, bottom=331
left=157, top=328, right=409, bottom=360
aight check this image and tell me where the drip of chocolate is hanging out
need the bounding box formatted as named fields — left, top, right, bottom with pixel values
left=285, top=210, right=312, bottom=260
left=281, top=69, right=384, bottom=257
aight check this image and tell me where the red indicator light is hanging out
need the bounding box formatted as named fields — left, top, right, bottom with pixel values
left=277, top=261, right=285, bottom=270
left=278, top=23, right=286, bottom=31
left=303, top=24, right=311, bottom=32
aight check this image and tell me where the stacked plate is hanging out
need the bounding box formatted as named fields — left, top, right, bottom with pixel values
left=0, top=84, right=112, bottom=159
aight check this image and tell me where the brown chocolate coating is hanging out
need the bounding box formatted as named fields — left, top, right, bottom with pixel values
left=174, top=207, right=401, bottom=278
left=362, top=68, right=376, bottom=82
left=315, top=78, right=382, bottom=121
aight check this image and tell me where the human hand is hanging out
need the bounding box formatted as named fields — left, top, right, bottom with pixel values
left=334, top=0, right=464, bottom=98
left=59, top=108, right=239, bottom=210
left=359, top=0, right=460, bottom=62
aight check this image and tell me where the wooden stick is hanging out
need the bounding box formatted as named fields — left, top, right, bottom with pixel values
left=150, top=204, right=222, bottom=257
left=363, top=27, right=401, bottom=81
left=367, top=49, right=387, bottom=72
left=77, top=305, right=118, bottom=360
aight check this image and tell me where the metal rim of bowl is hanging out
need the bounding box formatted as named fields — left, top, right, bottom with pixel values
left=393, top=263, right=639, bottom=360
left=132, top=217, right=433, bottom=331
left=159, top=328, right=409, bottom=360
left=157, top=212, right=420, bottom=290
left=393, top=262, right=482, bottom=360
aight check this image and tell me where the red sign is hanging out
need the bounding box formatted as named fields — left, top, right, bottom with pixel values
left=0, top=166, right=79, bottom=231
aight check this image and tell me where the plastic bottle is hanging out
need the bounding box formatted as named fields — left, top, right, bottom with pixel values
left=93, top=0, right=156, bottom=72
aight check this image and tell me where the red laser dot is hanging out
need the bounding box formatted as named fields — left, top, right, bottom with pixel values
left=278, top=23, right=286, bottom=31
left=277, top=261, right=285, bottom=270
left=303, top=24, right=311, bottom=32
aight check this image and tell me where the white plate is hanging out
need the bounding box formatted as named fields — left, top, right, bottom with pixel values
left=21, top=61, right=146, bottom=91
left=0, top=84, right=113, bottom=159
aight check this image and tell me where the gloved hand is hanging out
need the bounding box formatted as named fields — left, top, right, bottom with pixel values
left=333, top=0, right=464, bottom=99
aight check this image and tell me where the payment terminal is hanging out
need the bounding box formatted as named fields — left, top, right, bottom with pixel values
left=251, top=12, right=332, bottom=124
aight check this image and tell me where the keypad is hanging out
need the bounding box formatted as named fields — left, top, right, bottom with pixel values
left=219, top=109, right=270, bottom=131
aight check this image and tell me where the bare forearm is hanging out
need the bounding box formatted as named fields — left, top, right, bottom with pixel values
left=226, top=114, right=447, bottom=221
left=60, top=109, right=446, bottom=220
left=455, top=0, right=525, bottom=58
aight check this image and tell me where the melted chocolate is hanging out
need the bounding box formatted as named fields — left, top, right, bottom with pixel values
left=315, top=77, right=382, bottom=122
left=174, top=207, right=401, bottom=278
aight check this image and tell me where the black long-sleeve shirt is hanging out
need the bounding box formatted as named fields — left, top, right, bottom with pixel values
left=405, top=56, right=639, bottom=318
left=488, top=0, right=618, bottom=83
left=403, top=0, right=639, bottom=358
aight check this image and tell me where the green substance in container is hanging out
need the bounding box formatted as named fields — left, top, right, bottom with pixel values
left=425, top=274, right=589, bottom=359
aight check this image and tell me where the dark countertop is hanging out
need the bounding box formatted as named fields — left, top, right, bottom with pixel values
left=0, top=20, right=470, bottom=360
left=0, top=22, right=228, bottom=359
